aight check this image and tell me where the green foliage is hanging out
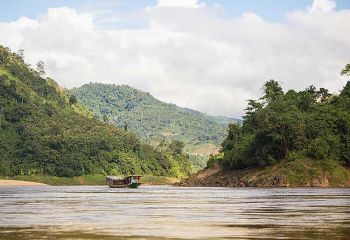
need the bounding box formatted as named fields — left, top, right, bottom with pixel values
left=206, top=153, right=223, bottom=169
left=0, top=45, right=192, bottom=178
left=69, top=95, right=77, bottom=105
left=262, top=79, right=283, bottom=102
left=168, top=140, right=185, bottom=155
left=36, top=60, right=45, bottom=76
left=307, top=137, right=330, bottom=160
left=220, top=75, right=350, bottom=169
left=71, top=83, right=240, bottom=155
left=2, top=174, right=179, bottom=185
left=341, top=63, right=350, bottom=76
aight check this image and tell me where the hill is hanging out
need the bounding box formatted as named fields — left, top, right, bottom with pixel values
left=0, top=45, right=192, bottom=178
left=71, top=83, right=240, bottom=168
left=180, top=74, right=350, bottom=187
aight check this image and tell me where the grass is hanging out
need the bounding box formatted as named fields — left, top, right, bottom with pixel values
left=1, top=175, right=179, bottom=186
left=266, top=158, right=349, bottom=187
left=141, top=175, right=179, bottom=185
left=239, top=158, right=350, bottom=187
left=324, top=162, right=350, bottom=186
left=283, top=158, right=350, bottom=187
left=282, top=159, right=320, bottom=186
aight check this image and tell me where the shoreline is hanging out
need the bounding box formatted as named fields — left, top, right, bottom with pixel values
left=178, top=160, right=350, bottom=188
left=0, top=180, right=47, bottom=186
left=0, top=175, right=180, bottom=186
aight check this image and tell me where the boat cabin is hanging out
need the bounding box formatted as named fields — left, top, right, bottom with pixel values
left=106, top=175, right=141, bottom=188
left=126, top=175, right=141, bottom=182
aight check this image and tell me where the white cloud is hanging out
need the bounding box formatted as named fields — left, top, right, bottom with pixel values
left=308, top=0, right=336, bottom=14
left=0, top=4, right=349, bottom=118
left=156, top=0, right=205, bottom=8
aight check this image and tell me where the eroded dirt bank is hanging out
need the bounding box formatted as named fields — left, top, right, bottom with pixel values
left=177, top=160, right=350, bottom=188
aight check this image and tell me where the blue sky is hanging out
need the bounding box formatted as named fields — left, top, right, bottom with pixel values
left=1, top=0, right=350, bottom=24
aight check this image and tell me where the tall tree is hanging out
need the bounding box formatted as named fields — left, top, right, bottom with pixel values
left=262, top=79, right=283, bottom=103
left=17, top=49, right=24, bottom=59
left=169, top=140, right=185, bottom=155
left=69, top=95, right=78, bottom=106
left=103, top=114, right=109, bottom=123
left=36, top=60, right=46, bottom=76
left=341, top=63, right=350, bottom=76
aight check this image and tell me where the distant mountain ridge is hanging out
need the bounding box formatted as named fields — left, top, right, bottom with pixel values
left=71, top=83, right=240, bottom=157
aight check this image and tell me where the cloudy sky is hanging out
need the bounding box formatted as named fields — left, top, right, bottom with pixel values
left=0, top=0, right=349, bottom=118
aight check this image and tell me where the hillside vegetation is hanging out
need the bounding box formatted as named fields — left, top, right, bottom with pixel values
left=182, top=66, right=350, bottom=187
left=0, top=45, right=192, bottom=178
left=71, top=84, right=238, bottom=157
left=219, top=79, right=350, bottom=170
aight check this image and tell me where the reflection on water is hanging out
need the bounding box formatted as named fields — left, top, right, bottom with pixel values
left=0, top=186, right=349, bottom=239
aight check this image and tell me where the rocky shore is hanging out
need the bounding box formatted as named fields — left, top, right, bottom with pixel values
left=177, top=159, right=350, bottom=188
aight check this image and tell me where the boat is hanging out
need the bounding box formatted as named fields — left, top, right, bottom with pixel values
left=106, top=175, right=141, bottom=188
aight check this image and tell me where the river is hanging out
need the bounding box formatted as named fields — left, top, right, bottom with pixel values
left=0, top=186, right=349, bottom=239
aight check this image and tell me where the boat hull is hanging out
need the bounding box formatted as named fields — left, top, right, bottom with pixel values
left=108, top=184, right=128, bottom=188
left=108, top=183, right=141, bottom=188
left=128, top=182, right=141, bottom=188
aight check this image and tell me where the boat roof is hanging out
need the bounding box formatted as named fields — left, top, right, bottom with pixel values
left=106, top=175, right=141, bottom=180
left=106, top=176, right=122, bottom=180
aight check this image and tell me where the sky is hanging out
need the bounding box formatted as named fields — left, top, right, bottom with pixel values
left=0, top=0, right=349, bottom=118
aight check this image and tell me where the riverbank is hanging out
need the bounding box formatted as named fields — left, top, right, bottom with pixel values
left=178, top=158, right=350, bottom=187
left=0, top=180, right=47, bottom=186
left=0, top=175, right=180, bottom=186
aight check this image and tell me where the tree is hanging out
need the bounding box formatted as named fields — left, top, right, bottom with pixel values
left=169, top=140, right=185, bottom=155
left=219, top=79, right=350, bottom=170
left=318, top=88, right=331, bottom=102
left=341, top=63, right=350, bottom=76
left=17, top=49, right=24, bottom=59
left=306, top=85, right=317, bottom=95
left=262, top=79, right=283, bottom=102
left=0, top=106, right=3, bottom=129
left=69, top=95, right=78, bottom=106
left=340, top=81, right=350, bottom=98
left=103, top=114, right=109, bottom=123
left=0, top=47, right=9, bottom=65
left=243, top=99, right=263, bottom=132
left=36, top=60, right=46, bottom=76
left=298, top=90, right=316, bottom=111
left=222, top=123, right=242, bottom=152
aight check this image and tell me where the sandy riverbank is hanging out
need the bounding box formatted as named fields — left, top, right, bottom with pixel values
left=0, top=180, right=47, bottom=186
left=0, top=175, right=179, bottom=186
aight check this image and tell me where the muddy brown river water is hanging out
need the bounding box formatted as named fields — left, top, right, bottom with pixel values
left=0, top=186, right=349, bottom=239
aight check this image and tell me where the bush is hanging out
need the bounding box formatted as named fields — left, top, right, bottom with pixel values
left=307, top=137, right=330, bottom=160
left=206, top=153, right=222, bottom=169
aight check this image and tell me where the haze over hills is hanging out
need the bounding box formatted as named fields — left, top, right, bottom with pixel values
left=71, top=83, right=240, bottom=159
left=0, top=45, right=192, bottom=178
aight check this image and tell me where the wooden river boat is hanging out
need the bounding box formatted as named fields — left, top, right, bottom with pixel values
left=106, top=175, right=141, bottom=188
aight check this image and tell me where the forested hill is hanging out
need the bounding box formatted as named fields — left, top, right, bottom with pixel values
left=219, top=79, right=350, bottom=171
left=71, top=83, right=239, bottom=154
left=0, top=45, right=192, bottom=178
left=183, top=72, right=350, bottom=187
